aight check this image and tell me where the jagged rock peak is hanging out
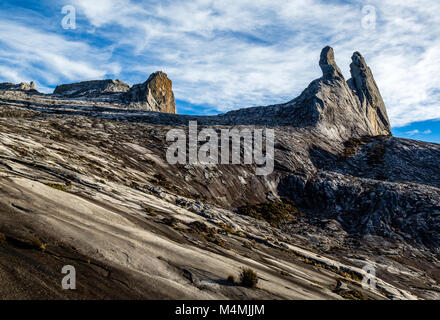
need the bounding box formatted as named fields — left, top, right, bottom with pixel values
left=319, top=46, right=344, bottom=80
left=349, top=51, right=391, bottom=135
left=125, top=71, right=176, bottom=114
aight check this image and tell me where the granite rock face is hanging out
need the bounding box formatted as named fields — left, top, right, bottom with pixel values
left=124, top=71, right=176, bottom=113
left=0, top=47, right=438, bottom=300
left=215, top=46, right=391, bottom=139
left=53, top=79, right=130, bottom=97
left=348, top=52, right=391, bottom=135
left=52, top=72, right=177, bottom=114
left=0, top=81, right=37, bottom=91
left=319, top=46, right=344, bottom=80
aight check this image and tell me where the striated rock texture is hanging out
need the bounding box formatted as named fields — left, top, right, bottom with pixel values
left=319, top=46, right=344, bottom=80
left=53, top=79, right=130, bottom=97
left=208, top=46, right=392, bottom=140
left=51, top=72, right=177, bottom=114
left=0, top=46, right=438, bottom=300
left=124, top=71, right=176, bottom=113
left=0, top=81, right=37, bottom=91
left=348, top=52, right=391, bottom=135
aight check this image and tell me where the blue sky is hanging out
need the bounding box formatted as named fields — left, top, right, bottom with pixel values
left=0, top=1, right=439, bottom=142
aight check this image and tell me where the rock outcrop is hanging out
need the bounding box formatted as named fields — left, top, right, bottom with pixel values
left=319, top=46, right=344, bottom=80
left=124, top=71, right=176, bottom=114
left=52, top=72, right=177, bottom=114
left=348, top=52, right=391, bottom=135
left=53, top=79, right=130, bottom=97
left=0, top=81, right=37, bottom=91
left=0, top=46, right=439, bottom=300
left=217, top=46, right=391, bottom=139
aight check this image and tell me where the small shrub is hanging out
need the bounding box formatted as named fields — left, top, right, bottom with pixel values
left=188, top=221, right=226, bottom=247
left=226, top=274, right=235, bottom=284
left=206, top=234, right=226, bottom=248
left=218, top=223, right=235, bottom=234
left=152, top=173, right=171, bottom=188
left=239, top=267, right=258, bottom=288
left=339, top=136, right=373, bottom=159
left=242, top=241, right=253, bottom=250
left=236, top=199, right=299, bottom=227
left=32, top=238, right=46, bottom=252
left=0, top=232, right=6, bottom=246
left=145, top=207, right=156, bottom=216
left=188, top=221, right=211, bottom=233
left=45, top=183, right=68, bottom=192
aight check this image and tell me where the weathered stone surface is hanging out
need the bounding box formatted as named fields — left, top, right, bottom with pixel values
left=51, top=72, right=177, bottom=114
left=0, top=81, right=37, bottom=91
left=124, top=71, right=176, bottom=114
left=0, top=46, right=438, bottom=300
left=348, top=52, right=391, bottom=135
left=319, top=46, right=344, bottom=80
left=53, top=79, right=130, bottom=97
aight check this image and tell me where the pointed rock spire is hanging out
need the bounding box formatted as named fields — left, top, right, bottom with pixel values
left=349, top=51, right=391, bottom=135
left=319, top=46, right=344, bottom=80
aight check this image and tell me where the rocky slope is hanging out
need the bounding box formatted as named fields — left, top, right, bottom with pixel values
left=0, top=47, right=438, bottom=300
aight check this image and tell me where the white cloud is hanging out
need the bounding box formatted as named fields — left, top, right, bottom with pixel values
left=2, top=0, right=440, bottom=128
left=406, top=130, right=419, bottom=135
left=66, top=0, right=440, bottom=126
left=0, top=20, right=120, bottom=92
left=405, top=129, right=432, bottom=135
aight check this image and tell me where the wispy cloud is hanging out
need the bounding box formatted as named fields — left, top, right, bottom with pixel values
left=0, top=0, right=439, bottom=128
left=0, top=17, right=120, bottom=91
left=405, top=129, right=432, bottom=135
left=406, top=129, right=420, bottom=135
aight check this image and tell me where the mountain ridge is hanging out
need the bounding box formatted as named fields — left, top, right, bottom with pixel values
left=0, top=46, right=438, bottom=300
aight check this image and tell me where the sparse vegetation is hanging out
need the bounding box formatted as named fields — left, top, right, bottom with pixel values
left=302, top=257, right=362, bottom=282
left=188, top=221, right=226, bottom=248
left=334, top=280, right=365, bottom=300
left=280, top=270, right=290, bottom=276
left=44, top=182, right=69, bottom=192
left=217, top=222, right=235, bottom=234
left=242, top=241, right=254, bottom=250
left=236, top=199, right=299, bottom=227
left=239, top=267, right=258, bottom=288
left=152, top=173, right=171, bottom=188
left=340, top=136, right=373, bottom=159
left=226, top=274, right=235, bottom=284
left=31, top=238, right=46, bottom=252
left=0, top=232, right=6, bottom=246
left=144, top=207, right=156, bottom=216
left=366, top=143, right=386, bottom=166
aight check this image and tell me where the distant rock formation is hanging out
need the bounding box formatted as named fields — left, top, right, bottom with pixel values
left=124, top=71, right=176, bottom=114
left=0, top=47, right=389, bottom=122
left=52, top=72, right=177, bottom=114
left=53, top=79, right=130, bottom=97
left=218, top=46, right=391, bottom=139
left=0, top=81, right=37, bottom=91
